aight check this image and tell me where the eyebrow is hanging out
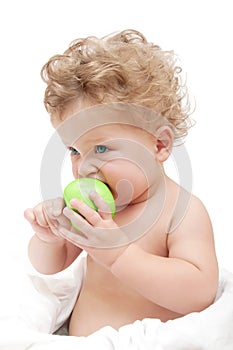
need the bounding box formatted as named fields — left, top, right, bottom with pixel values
left=68, top=136, right=112, bottom=148
left=90, top=136, right=112, bottom=143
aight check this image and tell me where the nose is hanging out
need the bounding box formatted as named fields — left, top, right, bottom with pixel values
left=77, top=157, right=99, bottom=178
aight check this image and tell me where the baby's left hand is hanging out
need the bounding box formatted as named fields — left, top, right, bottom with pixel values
left=59, top=191, right=128, bottom=268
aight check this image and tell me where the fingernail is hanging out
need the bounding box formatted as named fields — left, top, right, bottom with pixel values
left=70, top=198, right=78, bottom=206
left=63, top=207, right=70, bottom=215
left=53, top=209, right=61, bottom=216
left=89, top=191, right=97, bottom=197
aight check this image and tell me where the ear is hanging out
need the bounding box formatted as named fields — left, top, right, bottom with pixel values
left=154, top=126, right=174, bottom=163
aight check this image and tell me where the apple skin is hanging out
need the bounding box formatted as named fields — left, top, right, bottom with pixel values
left=63, top=178, right=116, bottom=218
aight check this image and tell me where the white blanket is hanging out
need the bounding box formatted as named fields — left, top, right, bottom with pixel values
left=1, top=249, right=233, bottom=350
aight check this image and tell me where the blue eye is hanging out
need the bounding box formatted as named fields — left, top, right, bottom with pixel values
left=95, top=145, right=109, bottom=154
left=69, top=147, right=80, bottom=156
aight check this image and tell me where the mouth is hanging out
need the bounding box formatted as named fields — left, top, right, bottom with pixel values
left=101, top=180, right=116, bottom=197
left=103, top=182, right=114, bottom=195
left=91, top=177, right=112, bottom=191
left=86, top=177, right=115, bottom=197
left=103, top=182, right=110, bottom=189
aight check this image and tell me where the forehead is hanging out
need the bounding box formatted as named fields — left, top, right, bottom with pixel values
left=55, top=100, right=163, bottom=146
left=73, top=123, right=151, bottom=148
left=82, top=123, right=145, bottom=137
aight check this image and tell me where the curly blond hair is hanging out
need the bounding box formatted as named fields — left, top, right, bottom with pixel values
left=41, top=29, right=191, bottom=140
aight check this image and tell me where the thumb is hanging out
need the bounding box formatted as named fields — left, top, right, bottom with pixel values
left=24, top=208, right=35, bottom=223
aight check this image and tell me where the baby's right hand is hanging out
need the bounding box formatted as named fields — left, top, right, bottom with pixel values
left=24, top=198, right=70, bottom=244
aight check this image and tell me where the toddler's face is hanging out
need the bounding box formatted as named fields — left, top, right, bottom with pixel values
left=54, top=99, right=166, bottom=209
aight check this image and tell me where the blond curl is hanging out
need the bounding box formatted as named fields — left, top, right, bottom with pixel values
left=41, top=29, right=192, bottom=140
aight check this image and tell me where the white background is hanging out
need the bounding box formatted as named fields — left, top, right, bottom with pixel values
left=0, top=0, right=232, bottom=271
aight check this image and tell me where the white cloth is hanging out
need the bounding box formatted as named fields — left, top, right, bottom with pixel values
left=1, top=249, right=233, bottom=349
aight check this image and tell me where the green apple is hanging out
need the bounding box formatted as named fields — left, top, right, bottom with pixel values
left=63, top=178, right=116, bottom=218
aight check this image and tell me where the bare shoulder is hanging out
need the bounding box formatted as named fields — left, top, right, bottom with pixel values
left=167, top=190, right=218, bottom=277
left=168, top=192, right=213, bottom=239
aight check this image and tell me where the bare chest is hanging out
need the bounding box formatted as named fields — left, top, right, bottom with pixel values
left=69, top=205, right=171, bottom=336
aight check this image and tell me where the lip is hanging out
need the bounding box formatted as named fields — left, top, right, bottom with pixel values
left=103, top=182, right=116, bottom=196
left=83, top=176, right=115, bottom=197
left=103, top=181, right=111, bottom=189
left=100, top=180, right=116, bottom=197
left=88, top=177, right=112, bottom=191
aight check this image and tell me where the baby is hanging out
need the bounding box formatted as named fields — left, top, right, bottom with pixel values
left=24, top=29, right=218, bottom=337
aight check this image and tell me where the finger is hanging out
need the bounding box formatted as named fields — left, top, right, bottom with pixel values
left=28, top=218, right=56, bottom=237
left=44, top=198, right=65, bottom=217
left=55, top=214, right=72, bottom=229
left=24, top=208, right=36, bottom=223
left=63, top=205, right=96, bottom=231
left=34, top=208, right=49, bottom=227
left=69, top=199, right=102, bottom=226
left=42, top=209, right=62, bottom=235
left=89, top=191, right=112, bottom=220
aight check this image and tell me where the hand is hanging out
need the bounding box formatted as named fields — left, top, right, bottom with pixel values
left=59, top=191, right=129, bottom=268
left=24, top=197, right=72, bottom=244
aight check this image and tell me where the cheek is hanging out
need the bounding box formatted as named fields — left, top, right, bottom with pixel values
left=102, top=161, right=149, bottom=197
left=71, top=158, right=79, bottom=178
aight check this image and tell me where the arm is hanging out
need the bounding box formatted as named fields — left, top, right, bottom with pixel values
left=111, top=196, right=219, bottom=314
left=28, top=234, right=81, bottom=275
left=25, top=197, right=82, bottom=275
left=60, top=193, right=218, bottom=315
